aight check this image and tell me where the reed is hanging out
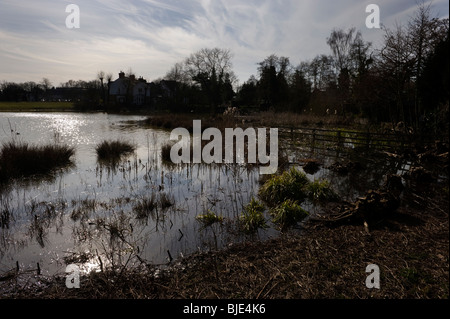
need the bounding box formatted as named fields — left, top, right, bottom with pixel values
left=270, top=199, right=309, bottom=230
left=95, top=140, right=136, bottom=161
left=0, top=140, right=75, bottom=182
left=306, top=179, right=338, bottom=202
left=258, top=167, right=309, bottom=206
left=239, top=198, right=268, bottom=234
left=196, top=210, right=223, bottom=228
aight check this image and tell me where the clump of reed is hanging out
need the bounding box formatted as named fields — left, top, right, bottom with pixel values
left=257, top=167, right=339, bottom=230
left=133, top=192, right=175, bottom=222
left=0, top=140, right=75, bottom=182
left=196, top=210, right=223, bottom=229
left=95, top=140, right=136, bottom=162
left=161, top=143, right=174, bottom=163
left=239, top=197, right=268, bottom=234
left=270, top=199, right=309, bottom=230
left=258, top=167, right=310, bottom=206
left=134, top=194, right=158, bottom=220
left=306, top=179, right=338, bottom=202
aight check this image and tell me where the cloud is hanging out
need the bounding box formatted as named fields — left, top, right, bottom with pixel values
left=0, top=0, right=448, bottom=84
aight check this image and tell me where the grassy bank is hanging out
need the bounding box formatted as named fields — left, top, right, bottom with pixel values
left=143, top=111, right=369, bottom=132
left=0, top=102, right=75, bottom=111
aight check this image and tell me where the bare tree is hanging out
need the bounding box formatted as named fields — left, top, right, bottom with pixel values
left=407, top=1, right=449, bottom=127
left=184, top=48, right=236, bottom=85
left=40, top=78, right=52, bottom=91
left=378, top=2, right=449, bottom=127
left=165, top=62, right=190, bottom=83
left=327, top=27, right=359, bottom=74
left=106, top=73, right=113, bottom=83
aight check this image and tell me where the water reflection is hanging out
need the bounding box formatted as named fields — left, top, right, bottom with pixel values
left=0, top=112, right=436, bottom=280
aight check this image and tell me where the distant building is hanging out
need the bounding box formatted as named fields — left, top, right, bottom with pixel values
left=108, top=72, right=151, bottom=106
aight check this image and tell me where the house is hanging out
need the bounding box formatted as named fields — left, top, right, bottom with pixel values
left=108, top=72, right=151, bottom=106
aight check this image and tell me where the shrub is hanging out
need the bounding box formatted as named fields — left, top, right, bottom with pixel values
left=239, top=198, right=268, bottom=234
left=270, top=199, right=309, bottom=230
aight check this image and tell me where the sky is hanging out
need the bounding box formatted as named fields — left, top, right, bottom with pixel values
left=0, top=0, right=448, bottom=86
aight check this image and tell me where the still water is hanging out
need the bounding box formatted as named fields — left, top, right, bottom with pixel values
left=0, top=112, right=409, bottom=278
left=0, top=112, right=270, bottom=276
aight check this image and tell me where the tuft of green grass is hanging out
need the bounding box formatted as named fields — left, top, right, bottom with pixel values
left=306, top=179, right=338, bottom=202
left=95, top=140, right=135, bottom=161
left=270, top=199, right=309, bottom=230
left=196, top=210, right=223, bottom=228
left=0, top=140, right=75, bottom=182
left=239, top=198, right=268, bottom=234
left=258, top=167, right=309, bottom=206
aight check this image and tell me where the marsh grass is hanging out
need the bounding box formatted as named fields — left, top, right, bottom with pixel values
left=239, top=198, right=268, bottom=234
left=196, top=210, right=223, bottom=229
left=258, top=167, right=310, bottom=206
left=95, top=140, right=136, bottom=162
left=270, top=199, right=309, bottom=230
left=306, top=179, right=339, bottom=202
left=0, top=140, right=75, bottom=182
left=159, top=192, right=175, bottom=210
left=161, top=143, right=174, bottom=163
left=133, top=193, right=174, bottom=224
left=133, top=194, right=157, bottom=220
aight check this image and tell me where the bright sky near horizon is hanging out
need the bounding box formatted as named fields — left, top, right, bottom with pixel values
left=0, top=0, right=448, bottom=86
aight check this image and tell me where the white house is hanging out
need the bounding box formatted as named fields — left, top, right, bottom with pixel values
left=108, top=72, right=151, bottom=106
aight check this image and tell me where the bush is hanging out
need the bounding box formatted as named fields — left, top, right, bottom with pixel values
left=239, top=198, right=268, bottom=234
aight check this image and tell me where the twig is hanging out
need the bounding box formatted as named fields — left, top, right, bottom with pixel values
left=256, top=274, right=276, bottom=299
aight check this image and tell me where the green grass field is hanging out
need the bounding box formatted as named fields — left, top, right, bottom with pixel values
left=0, top=101, right=75, bottom=111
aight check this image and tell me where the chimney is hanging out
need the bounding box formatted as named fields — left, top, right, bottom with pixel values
left=130, top=74, right=136, bottom=81
left=119, top=71, right=125, bottom=79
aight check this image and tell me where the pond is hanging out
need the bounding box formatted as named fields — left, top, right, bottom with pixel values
left=0, top=112, right=414, bottom=277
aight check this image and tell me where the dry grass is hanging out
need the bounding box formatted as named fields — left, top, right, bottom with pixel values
left=95, top=140, right=136, bottom=161
left=0, top=140, right=75, bottom=183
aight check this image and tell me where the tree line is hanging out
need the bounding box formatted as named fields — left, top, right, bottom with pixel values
left=1, top=3, right=448, bottom=131
left=155, top=2, right=449, bottom=131
left=234, top=3, right=448, bottom=131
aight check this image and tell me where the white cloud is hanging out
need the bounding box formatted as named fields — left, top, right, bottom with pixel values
left=0, top=0, right=448, bottom=84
